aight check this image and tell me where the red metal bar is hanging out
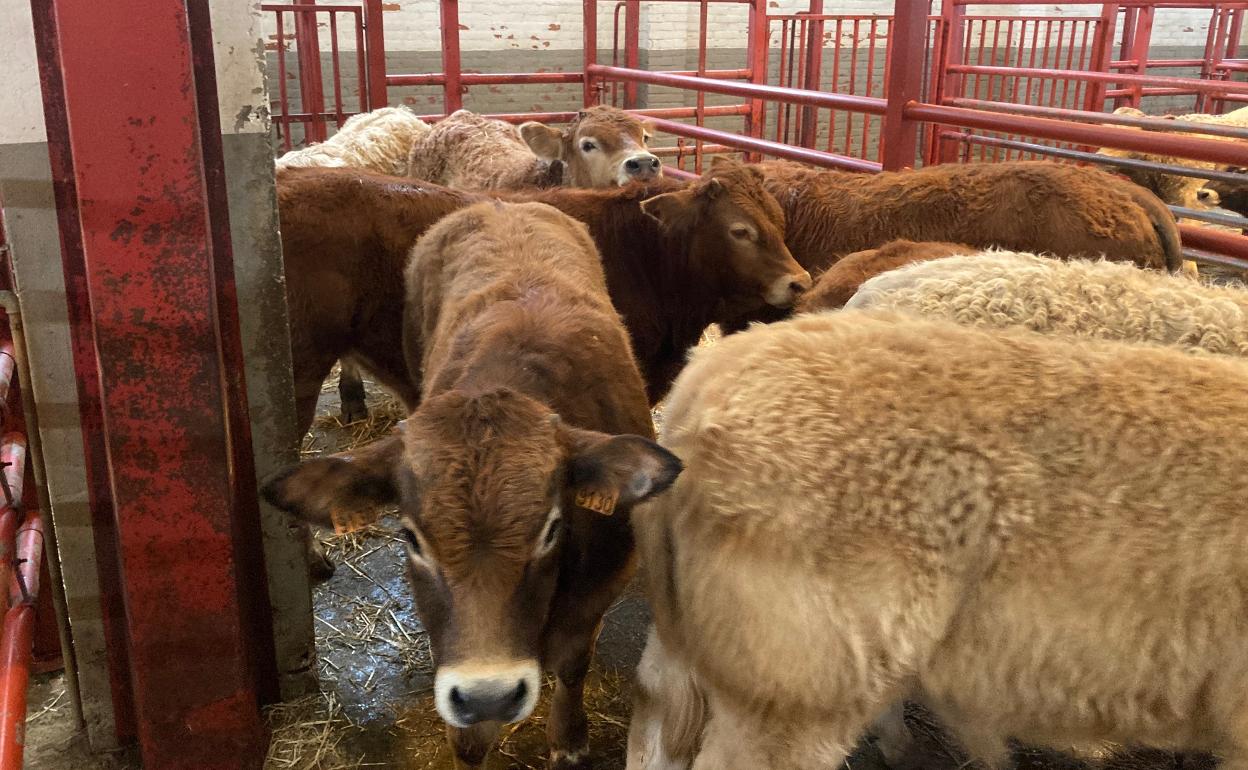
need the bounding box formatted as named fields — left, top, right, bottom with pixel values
left=0, top=605, right=34, bottom=768
left=881, top=0, right=927, bottom=171
left=695, top=0, right=709, bottom=173
left=828, top=17, right=843, bottom=154
left=440, top=0, right=463, bottom=112
left=950, top=64, right=1248, bottom=96
left=415, top=103, right=751, bottom=124
left=585, top=0, right=600, bottom=105
left=945, top=97, right=1248, bottom=140
left=745, top=0, right=769, bottom=154
left=590, top=65, right=888, bottom=113
left=32, top=0, right=271, bottom=764
left=294, top=0, right=327, bottom=143
left=904, top=101, right=1248, bottom=165
left=363, top=0, right=388, bottom=109
left=647, top=115, right=882, bottom=172
left=799, top=2, right=826, bottom=149
left=1180, top=224, right=1248, bottom=265
left=935, top=0, right=966, bottom=162
left=387, top=72, right=586, bottom=86
left=354, top=12, right=368, bottom=111
left=1083, top=3, right=1117, bottom=114
left=624, top=0, right=640, bottom=108
left=329, top=12, right=346, bottom=127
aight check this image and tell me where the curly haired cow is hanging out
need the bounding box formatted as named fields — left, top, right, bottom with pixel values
left=845, top=250, right=1248, bottom=356
left=758, top=159, right=1183, bottom=274
left=627, top=311, right=1248, bottom=770
left=275, top=106, right=430, bottom=176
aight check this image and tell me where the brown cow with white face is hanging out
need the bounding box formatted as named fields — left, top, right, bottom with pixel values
left=265, top=200, right=681, bottom=769
left=521, top=105, right=662, bottom=187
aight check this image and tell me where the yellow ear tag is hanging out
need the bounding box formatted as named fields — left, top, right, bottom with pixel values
left=575, top=488, right=619, bottom=516
left=331, top=507, right=374, bottom=535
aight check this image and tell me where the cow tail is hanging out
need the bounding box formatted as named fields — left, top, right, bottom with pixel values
left=1131, top=185, right=1185, bottom=273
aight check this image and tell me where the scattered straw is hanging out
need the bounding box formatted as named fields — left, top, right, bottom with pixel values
left=264, top=691, right=363, bottom=770
left=27, top=688, right=66, bottom=724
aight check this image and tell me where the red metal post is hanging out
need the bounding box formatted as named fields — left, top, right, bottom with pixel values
left=364, top=0, right=389, bottom=109
left=881, top=0, right=928, bottom=170
left=294, top=0, right=328, bottom=143
left=798, top=1, right=825, bottom=149
left=1125, top=6, right=1153, bottom=108
left=744, top=0, right=770, bottom=158
left=585, top=0, right=601, bottom=105
left=30, top=0, right=271, bottom=765
left=934, top=0, right=966, bottom=163
left=1082, top=3, right=1118, bottom=114
left=624, top=0, right=640, bottom=108
left=440, top=0, right=464, bottom=112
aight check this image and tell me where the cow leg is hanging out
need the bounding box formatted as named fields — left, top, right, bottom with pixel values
left=448, top=721, right=501, bottom=769
left=546, top=623, right=599, bottom=769
left=692, top=698, right=853, bottom=770
left=337, top=358, right=369, bottom=423
left=870, top=701, right=911, bottom=766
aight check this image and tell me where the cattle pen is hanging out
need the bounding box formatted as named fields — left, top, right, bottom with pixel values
left=4, top=1, right=1248, bottom=769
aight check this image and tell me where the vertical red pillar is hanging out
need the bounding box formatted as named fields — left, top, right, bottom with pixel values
left=441, top=0, right=464, bottom=113
left=933, top=0, right=966, bottom=164
left=1083, top=3, right=1119, bottom=113
left=624, top=0, right=640, bottom=108
left=584, top=0, right=600, bottom=106
left=798, top=0, right=825, bottom=149
left=744, top=0, right=770, bottom=159
left=29, top=0, right=269, bottom=766
left=295, top=0, right=327, bottom=142
left=881, top=0, right=928, bottom=170
left=364, top=0, right=389, bottom=109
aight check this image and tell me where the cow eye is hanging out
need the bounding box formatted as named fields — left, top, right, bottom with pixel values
left=730, top=225, right=754, bottom=241
left=401, top=526, right=422, bottom=556
left=580, top=140, right=597, bottom=153
left=534, top=506, right=564, bottom=558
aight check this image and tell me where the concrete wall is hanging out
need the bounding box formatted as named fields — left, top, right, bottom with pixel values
left=0, top=0, right=314, bottom=751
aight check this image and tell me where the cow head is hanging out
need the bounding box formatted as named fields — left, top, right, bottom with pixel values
left=262, top=389, right=680, bottom=729
left=640, top=156, right=812, bottom=312
left=1205, top=166, right=1248, bottom=217
left=520, top=106, right=661, bottom=187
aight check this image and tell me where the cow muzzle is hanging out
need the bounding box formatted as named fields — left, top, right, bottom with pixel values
left=767, top=270, right=813, bottom=308
left=435, top=659, right=541, bottom=727
left=621, top=152, right=663, bottom=183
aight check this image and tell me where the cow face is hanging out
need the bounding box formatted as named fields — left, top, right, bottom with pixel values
left=1205, top=166, right=1248, bottom=217
left=520, top=106, right=661, bottom=187
left=641, top=157, right=812, bottom=312
left=262, top=389, right=680, bottom=729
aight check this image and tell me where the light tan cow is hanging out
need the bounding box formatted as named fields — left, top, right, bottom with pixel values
left=627, top=311, right=1248, bottom=770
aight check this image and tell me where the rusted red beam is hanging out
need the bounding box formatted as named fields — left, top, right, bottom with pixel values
left=881, top=0, right=927, bottom=170
left=416, top=103, right=750, bottom=124
left=944, top=97, right=1248, bottom=140
left=949, top=63, right=1248, bottom=95
left=0, top=433, right=30, bottom=770
left=590, top=64, right=888, bottom=114
left=646, top=116, right=882, bottom=172
left=363, top=0, right=388, bottom=108
left=294, top=0, right=327, bottom=143
left=904, top=102, right=1248, bottom=166
left=1179, top=224, right=1248, bottom=266
left=31, top=0, right=271, bottom=765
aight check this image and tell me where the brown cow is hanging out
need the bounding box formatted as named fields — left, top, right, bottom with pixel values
left=796, top=240, right=973, bottom=313
left=278, top=158, right=807, bottom=434
left=340, top=105, right=658, bottom=422
left=265, top=201, right=682, bottom=769
left=759, top=159, right=1184, bottom=274
left=521, top=105, right=662, bottom=187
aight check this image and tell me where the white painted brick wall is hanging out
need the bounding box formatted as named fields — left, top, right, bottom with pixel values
left=266, top=2, right=1226, bottom=56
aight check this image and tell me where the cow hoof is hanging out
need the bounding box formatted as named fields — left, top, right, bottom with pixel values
left=550, top=747, right=591, bottom=769
left=339, top=400, right=369, bottom=424
left=308, top=541, right=336, bottom=581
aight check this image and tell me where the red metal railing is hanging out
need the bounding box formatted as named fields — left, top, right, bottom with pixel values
left=267, top=0, right=1248, bottom=267
left=263, top=3, right=372, bottom=151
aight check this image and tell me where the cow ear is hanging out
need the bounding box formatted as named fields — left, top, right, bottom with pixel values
left=520, top=122, right=565, bottom=160
left=700, top=177, right=726, bottom=200
left=710, top=155, right=738, bottom=172
left=640, top=120, right=655, bottom=146
left=641, top=188, right=698, bottom=230
left=563, top=429, right=682, bottom=514
left=261, top=433, right=404, bottom=532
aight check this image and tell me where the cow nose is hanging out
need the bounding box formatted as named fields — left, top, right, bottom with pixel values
left=624, top=152, right=662, bottom=180
left=449, top=679, right=529, bottom=725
